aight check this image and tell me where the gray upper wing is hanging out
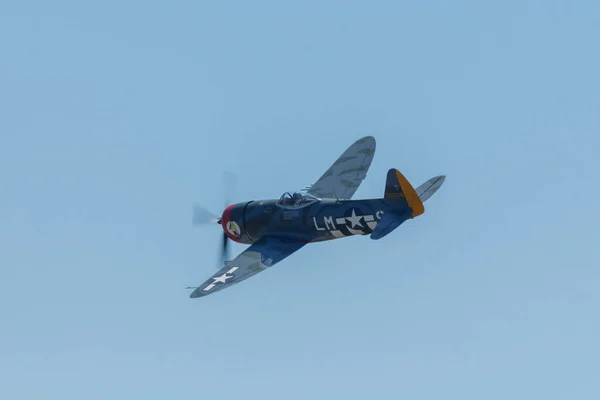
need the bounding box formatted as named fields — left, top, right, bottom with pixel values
left=305, top=136, right=376, bottom=200
left=189, top=235, right=306, bottom=298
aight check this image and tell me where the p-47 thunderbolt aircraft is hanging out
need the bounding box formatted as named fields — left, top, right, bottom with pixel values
left=190, top=136, right=445, bottom=298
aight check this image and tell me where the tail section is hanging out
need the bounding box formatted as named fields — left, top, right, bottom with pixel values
left=383, top=168, right=424, bottom=217
left=415, top=175, right=446, bottom=203
left=371, top=169, right=425, bottom=240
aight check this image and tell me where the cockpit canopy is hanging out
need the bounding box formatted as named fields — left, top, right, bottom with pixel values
left=277, top=191, right=320, bottom=209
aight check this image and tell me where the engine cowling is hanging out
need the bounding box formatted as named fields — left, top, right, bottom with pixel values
left=221, top=202, right=253, bottom=244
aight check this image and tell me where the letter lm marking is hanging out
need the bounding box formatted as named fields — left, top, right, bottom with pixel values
left=313, top=217, right=325, bottom=231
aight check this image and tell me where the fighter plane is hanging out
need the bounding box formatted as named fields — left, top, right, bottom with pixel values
left=190, top=136, right=445, bottom=298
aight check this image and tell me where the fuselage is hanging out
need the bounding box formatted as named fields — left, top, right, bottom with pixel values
left=221, top=198, right=393, bottom=245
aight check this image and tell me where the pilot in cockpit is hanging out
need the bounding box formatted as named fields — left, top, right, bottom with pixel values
left=280, top=191, right=305, bottom=206
left=292, top=192, right=303, bottom=204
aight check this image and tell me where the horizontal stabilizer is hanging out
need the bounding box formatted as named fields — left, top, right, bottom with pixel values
left=370, top=210, right=412, bottom=240
left=415, top=175, right=446, bottom=203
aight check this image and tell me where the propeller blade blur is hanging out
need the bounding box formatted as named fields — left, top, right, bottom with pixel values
left=223, top=171, right=238, bottom=206
left=192, top=205, right=219, bottom=225
left=191, top=171, right=237, bottom=269
left=220, top=231, right=230, bottom=264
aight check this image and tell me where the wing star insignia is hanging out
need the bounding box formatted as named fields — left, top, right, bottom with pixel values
left=203, top=266, right=239, bottom=292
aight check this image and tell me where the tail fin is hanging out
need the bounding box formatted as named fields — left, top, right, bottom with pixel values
left=371, top=169, right=424, bottom=240
left=383, top=168, right=424, bottom=217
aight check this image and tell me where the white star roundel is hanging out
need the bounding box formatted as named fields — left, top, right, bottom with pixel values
left=345, top=209, right=363, bottom=228
left=203, top=266, right=239, bottom=292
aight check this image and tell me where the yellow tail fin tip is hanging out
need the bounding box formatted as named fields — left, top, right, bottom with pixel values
left=395, top=170, right=425, bottom=217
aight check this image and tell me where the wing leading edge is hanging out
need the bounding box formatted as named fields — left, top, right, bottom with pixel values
left=189, top=236, right=306, bottom=298
left=305, top=136, right=376, bottom=200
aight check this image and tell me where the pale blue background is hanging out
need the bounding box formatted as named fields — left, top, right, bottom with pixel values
left=1, top=1, right=599, bottom=399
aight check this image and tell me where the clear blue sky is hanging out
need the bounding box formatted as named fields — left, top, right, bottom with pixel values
left=1, top=1, right=599, bottom=399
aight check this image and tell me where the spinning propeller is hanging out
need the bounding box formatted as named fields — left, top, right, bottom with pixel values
left=192, top=172, right=238, bottom=267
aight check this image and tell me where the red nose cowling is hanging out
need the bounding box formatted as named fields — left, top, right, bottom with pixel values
left=221, top=204, right=241, bottom=243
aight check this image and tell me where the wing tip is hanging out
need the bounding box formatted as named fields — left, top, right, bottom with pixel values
left=355, top=135, right=376, bottom=148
